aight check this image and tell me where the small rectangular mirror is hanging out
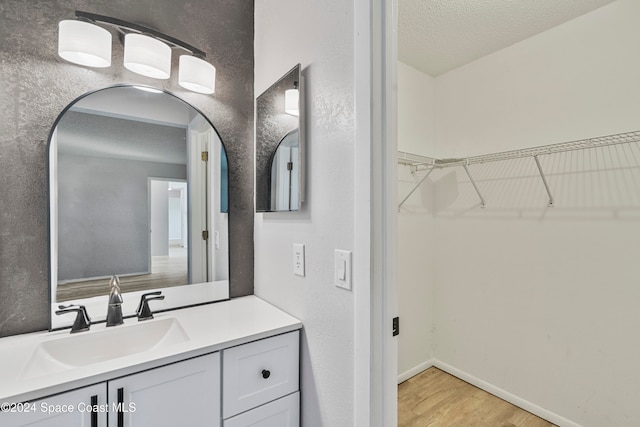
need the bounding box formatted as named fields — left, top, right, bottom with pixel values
left=256, top=64, right=304, bottom=212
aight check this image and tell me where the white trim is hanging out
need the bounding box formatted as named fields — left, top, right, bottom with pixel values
left=433, top=360, right=583, bottom=427
left=368, top=0, right=399, bottom=425
left=353, top=0, right=373, bottom=425
left=381, top=0, right=399, bottom=425
left=397, top=359, right=434, bottom=384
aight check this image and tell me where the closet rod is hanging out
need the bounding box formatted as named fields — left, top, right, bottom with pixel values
left=397, top=151, right=435, bottom=173
left=397, top=129, right=640, bottom=209
left=397, top=130, right=640, bottom=169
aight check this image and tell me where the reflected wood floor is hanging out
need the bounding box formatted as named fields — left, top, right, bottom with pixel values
left=57, top=249, right=188, bottom=301
left=399, top=368, right=557, bottom=427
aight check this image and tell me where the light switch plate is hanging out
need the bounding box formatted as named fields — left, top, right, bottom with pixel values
left=335, top=249, right=352, bottom=291
left=293, top=243, right=305, bottom=277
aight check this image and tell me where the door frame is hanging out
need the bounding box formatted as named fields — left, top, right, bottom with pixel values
left=354, top=0, right=398, bottom=425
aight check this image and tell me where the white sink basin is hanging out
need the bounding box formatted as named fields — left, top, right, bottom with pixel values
left=22, top=318, right=189, bottom=378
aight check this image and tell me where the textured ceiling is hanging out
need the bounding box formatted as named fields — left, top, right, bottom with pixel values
left=399, top=0, right=618, bottom=76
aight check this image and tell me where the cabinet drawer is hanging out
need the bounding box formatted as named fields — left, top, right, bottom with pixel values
left=222, top=331, right=299, bottom=418
left=223, top=392, right=299, bottom=427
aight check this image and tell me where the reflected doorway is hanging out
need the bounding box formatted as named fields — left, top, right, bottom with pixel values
left=149, top=179, right=189, bottom=287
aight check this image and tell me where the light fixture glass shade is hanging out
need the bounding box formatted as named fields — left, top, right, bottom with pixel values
left=178, top=56, right=216, bottom=94
left=58, top=20, right=112, bottom=68
left=124, top=33, right=171, bottom=79
left=285, top=89, right=300, bottom=116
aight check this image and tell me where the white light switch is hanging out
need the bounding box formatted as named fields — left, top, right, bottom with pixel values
left=335, top=249, right=352, bottom=291
left=293, top=243, right=305, bottom=277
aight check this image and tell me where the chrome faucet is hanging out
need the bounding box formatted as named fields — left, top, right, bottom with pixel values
left=136, top=291, right=165, bottom=321
left=106, top=275, right=124, bottom=327
left=56, top=304, right=91, bottom=333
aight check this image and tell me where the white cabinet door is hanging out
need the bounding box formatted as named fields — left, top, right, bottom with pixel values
left=108, top=352, right=220, bottom=427
left=223, top=392, right=299, bottom=427
left=0, top=383, right=107, bottom=427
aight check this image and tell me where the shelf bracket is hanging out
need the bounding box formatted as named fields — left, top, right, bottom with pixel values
left=398, top=167, right=435, bottom=210
left=462, top=164, right=486, bottom=208
left=533, top=155, right=554, bottom=207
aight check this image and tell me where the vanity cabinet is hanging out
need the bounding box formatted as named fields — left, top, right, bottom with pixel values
left=0, top=298, right=302, bottom=427
left=1, top=354, right=219, bottom=427
left=224, top=392, right=299, bottom=427
left=2, top=332, right=299, bottom=427
left=1, top=383, right=107, bottom=427
left=222, top=331, right=299, bottom=426
left=108, top=352, right=220, bottom=427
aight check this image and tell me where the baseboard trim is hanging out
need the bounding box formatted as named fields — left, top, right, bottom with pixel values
left=397, top=359, right=435, bottom=384
left=432, top=360, right=582, bottom=427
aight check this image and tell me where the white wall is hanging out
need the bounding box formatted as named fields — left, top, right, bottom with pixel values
left=397, top=62, right=436, bottom=381
left=430, top=1, right=640, bottom=426
left=254, top=0, right=358, bottom=425
left=435, top=0, right=640, bottom=158
left=398, top=62, right=436, bottom=157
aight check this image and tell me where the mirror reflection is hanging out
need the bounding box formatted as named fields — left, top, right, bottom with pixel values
left=270, top=129, right=300, bottom=211
left=50, top=86, right=229, bottom=305
left=256, top=64, right=304, bottom=212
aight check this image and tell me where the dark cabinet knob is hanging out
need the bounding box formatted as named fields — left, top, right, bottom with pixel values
left=262, top=369, right=271, bottom=379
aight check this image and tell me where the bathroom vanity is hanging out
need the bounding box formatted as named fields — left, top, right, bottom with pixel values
left=0, top=296, right=301, bottom=427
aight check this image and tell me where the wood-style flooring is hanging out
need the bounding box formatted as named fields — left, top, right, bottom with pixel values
left=399, top=368, right=557, bottom=427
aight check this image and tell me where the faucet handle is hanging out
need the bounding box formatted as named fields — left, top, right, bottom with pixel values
left=56, top=304, right=91, bottom=333
left=136, top=291, right=165, bottom=321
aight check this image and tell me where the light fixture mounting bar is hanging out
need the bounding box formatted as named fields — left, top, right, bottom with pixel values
left=75, top=11, right=206, bottom=58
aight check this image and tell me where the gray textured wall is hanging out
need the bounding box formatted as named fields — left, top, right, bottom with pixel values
left=0, top=0, right=254, bottom=337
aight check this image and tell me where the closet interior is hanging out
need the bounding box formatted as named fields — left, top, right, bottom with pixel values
left=396, top=1, right=640, bottom=426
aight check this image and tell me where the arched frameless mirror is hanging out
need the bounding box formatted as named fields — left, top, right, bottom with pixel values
left=49, top=85, right=229, bottom=329
left=256, top=64, right=304, bottom=212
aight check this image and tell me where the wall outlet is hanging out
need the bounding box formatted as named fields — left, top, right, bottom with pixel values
left=334, top=249, right=352, bottom=291
left=293, top=243, right=305, bottom=277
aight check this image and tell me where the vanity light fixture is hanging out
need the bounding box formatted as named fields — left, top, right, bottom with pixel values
left=57, top=11, right=216, bottom=94
left=285, top=81, right=300, bottom=116
left=58, top=20, right=112, bottom=68
left=178, top=55, right=216, bottom=94
left=124, top=33, right=171, bottom=79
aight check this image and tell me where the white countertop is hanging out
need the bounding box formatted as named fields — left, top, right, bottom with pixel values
left=0, top=296, right=301, bottom=404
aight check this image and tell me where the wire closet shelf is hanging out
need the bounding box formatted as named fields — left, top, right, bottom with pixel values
left=397, top=130, right=640, bottom=209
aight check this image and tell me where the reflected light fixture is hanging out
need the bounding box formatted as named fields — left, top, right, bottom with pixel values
left=57, top=11, right=216, bottom=94
left=285, top=81, right=300, bottom=116
left=133, top=85, right=163, bottom=94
